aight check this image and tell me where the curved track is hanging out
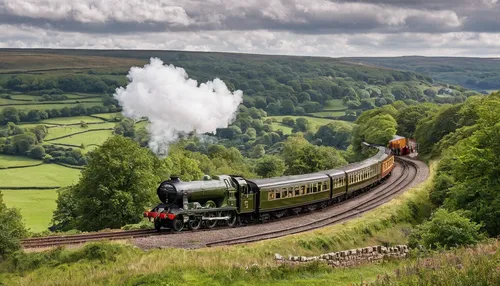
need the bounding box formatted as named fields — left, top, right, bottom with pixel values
left=206, top=158, right=417, bottom=247
left=21, top=229, right=158, bottom=248
left=23, top=157, right=424, bottom=249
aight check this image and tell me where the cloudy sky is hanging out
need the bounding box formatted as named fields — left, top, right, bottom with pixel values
left=1, top=0, right=499, bottom=57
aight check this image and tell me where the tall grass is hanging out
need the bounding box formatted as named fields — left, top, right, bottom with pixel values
left=367, top=241, right=500, bottom=286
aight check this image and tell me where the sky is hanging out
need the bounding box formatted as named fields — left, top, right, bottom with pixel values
left=1, top=0, right=499, bottom=57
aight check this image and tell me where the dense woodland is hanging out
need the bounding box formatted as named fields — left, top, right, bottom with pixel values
left=349, top=56, right=500, bottom=91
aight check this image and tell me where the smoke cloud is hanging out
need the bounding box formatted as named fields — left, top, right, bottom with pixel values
left=114, top=58, right=243, bottom=155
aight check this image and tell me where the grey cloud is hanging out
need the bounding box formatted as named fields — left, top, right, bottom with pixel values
left=2, top=0, right=496, bottom=34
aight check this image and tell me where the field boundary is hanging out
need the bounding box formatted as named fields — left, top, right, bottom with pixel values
left=45, top=121, right=107, bottom=127
left=0, top=186, right=60, bottom=190
left=0, top=162, right=44, bottom=169
left=45, top=128, right=113, bottom=142
left=0, top=100, right=102, bottom=107
left=54, top=162, right=85, bottom=170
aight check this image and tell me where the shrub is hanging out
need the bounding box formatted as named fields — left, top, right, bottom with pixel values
left=408, top=208, right=483, bottom=249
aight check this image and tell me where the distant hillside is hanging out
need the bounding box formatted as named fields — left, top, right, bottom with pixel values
left=345, top=56, right=500, bottom=92
left=1, top=49, right=467, bottom=120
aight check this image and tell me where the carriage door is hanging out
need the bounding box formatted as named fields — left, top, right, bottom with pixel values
left=239, top=182, right=254, bottom=214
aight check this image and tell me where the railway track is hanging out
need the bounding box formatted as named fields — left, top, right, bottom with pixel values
left=23, top=157, right=419, bottom=249
left=205, top=158, right=417, bottom=247
left=22, top=229, right=158, bottom=248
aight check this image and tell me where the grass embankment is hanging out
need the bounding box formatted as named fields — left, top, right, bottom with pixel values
left=1, top=189, right=58, bottom=233
left=0, top=163, right=437, bottom=285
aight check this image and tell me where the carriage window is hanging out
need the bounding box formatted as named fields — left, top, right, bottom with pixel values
left=282, top=188, right=288, bottom=198
left=313, top=183, right=318, bottom=193
left=300, top=186, right=306, bottom=195
left=318, top=183, right=322, bottom=192
left=269, top=192, right=275, bottom=200
left=288, top=187, right=294, bottom=197
left=323, top=182, right=328, bottom=191
left=275, top=190, right=281, bottom=199
left=295, top=186, right=300, bottom=196
left=307, top=185, right=311, bottom=194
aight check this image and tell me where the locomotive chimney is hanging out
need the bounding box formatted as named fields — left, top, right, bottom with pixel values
left=170, top=176, right=181, bottom=182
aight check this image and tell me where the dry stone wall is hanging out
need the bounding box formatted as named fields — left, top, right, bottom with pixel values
left=274, top=245, right=409, bottom=268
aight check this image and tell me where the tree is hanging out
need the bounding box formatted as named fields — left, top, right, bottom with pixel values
left=280, top=100, right=295, bottom=115
left=314, top=121, right=353, bottom=149
left=30, top=125, right=48, bottom=142
left=52, top=136, right=167, bottom=231
left=255, top=155, right=286, bottom=178
left=293, top=117, right=309, bottom=132
left=282, top=117, right=295, bottom=127
left=0, top=107, right=20, bottom=125
left=249, top=144, right=265, bottom=158
left=396, top=104, right=437, bottom=138
left=0, top=191, right=26, bottom=258
left=352, top=113, right=397, bottom=151
left=282, top=135, right=347, bottom=175
left=408, top=209, right=483, bottom=249
left=11, top=133, right=37, bottom=155
left=29, top=145, right=46, bottom=159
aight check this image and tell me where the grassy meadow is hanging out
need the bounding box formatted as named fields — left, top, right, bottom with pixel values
left=41, top=116, right=106, bottom=125
left=43, top=123, right=115, bottom=140
left=0, top=154, right=42, bottom=168
left=49, top=129, right=114, bottom=147
left=0, top=163, right=81, bottom=188
left=2, top=189, right=58, bottom=232
left=0, top=101, right=105, bottom=112
left=267, top=116, right=352, bottom=134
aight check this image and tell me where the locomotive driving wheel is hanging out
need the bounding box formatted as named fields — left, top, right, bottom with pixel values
left=171, top=216, right=184, bottom=232
left=205, top=212, right=217, bottom=229
left=188, top=216, right=202, bottom=230
left=224, top=211, right=237, bottom=227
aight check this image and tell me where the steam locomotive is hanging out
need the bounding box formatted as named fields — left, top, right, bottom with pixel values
left=144, top=146, right=395, bottom=231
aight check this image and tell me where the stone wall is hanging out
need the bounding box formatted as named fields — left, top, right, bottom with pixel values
left=274, top=245, right=409, bottom=268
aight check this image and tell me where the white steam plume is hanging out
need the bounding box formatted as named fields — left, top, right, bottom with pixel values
left=114, top=58, right=243, bottom=155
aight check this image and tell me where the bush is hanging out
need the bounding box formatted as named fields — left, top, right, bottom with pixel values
left=0, top=192, right=27, bottom=259
left=408, top=209, right=483, bottom=249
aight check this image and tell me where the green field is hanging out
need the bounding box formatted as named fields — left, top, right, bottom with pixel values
left=15, top=123, right=57, bottom=130
left=2, top=189, right=58, bottom=232
left=0, top=101, right=104, bottom=112
left=0, top=163, right=81, bottom=188
left=44, top=123, right=114, bottom=140
left=269, top=122, right=293, bottom=135
left=50, top=129, right=114, bottom=147
left=267, top=116, right=339, bottom=129
left=311, top=111, right=346, bottom=117
left=91, top=112, right=121, bottom=119
left=323, top=99, right=347, bottom=110
left=135, top=120, right=149, bottom=129
left=0, top=154, right=42, bottom=168
left=42, top=116, right=105, bottom=125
